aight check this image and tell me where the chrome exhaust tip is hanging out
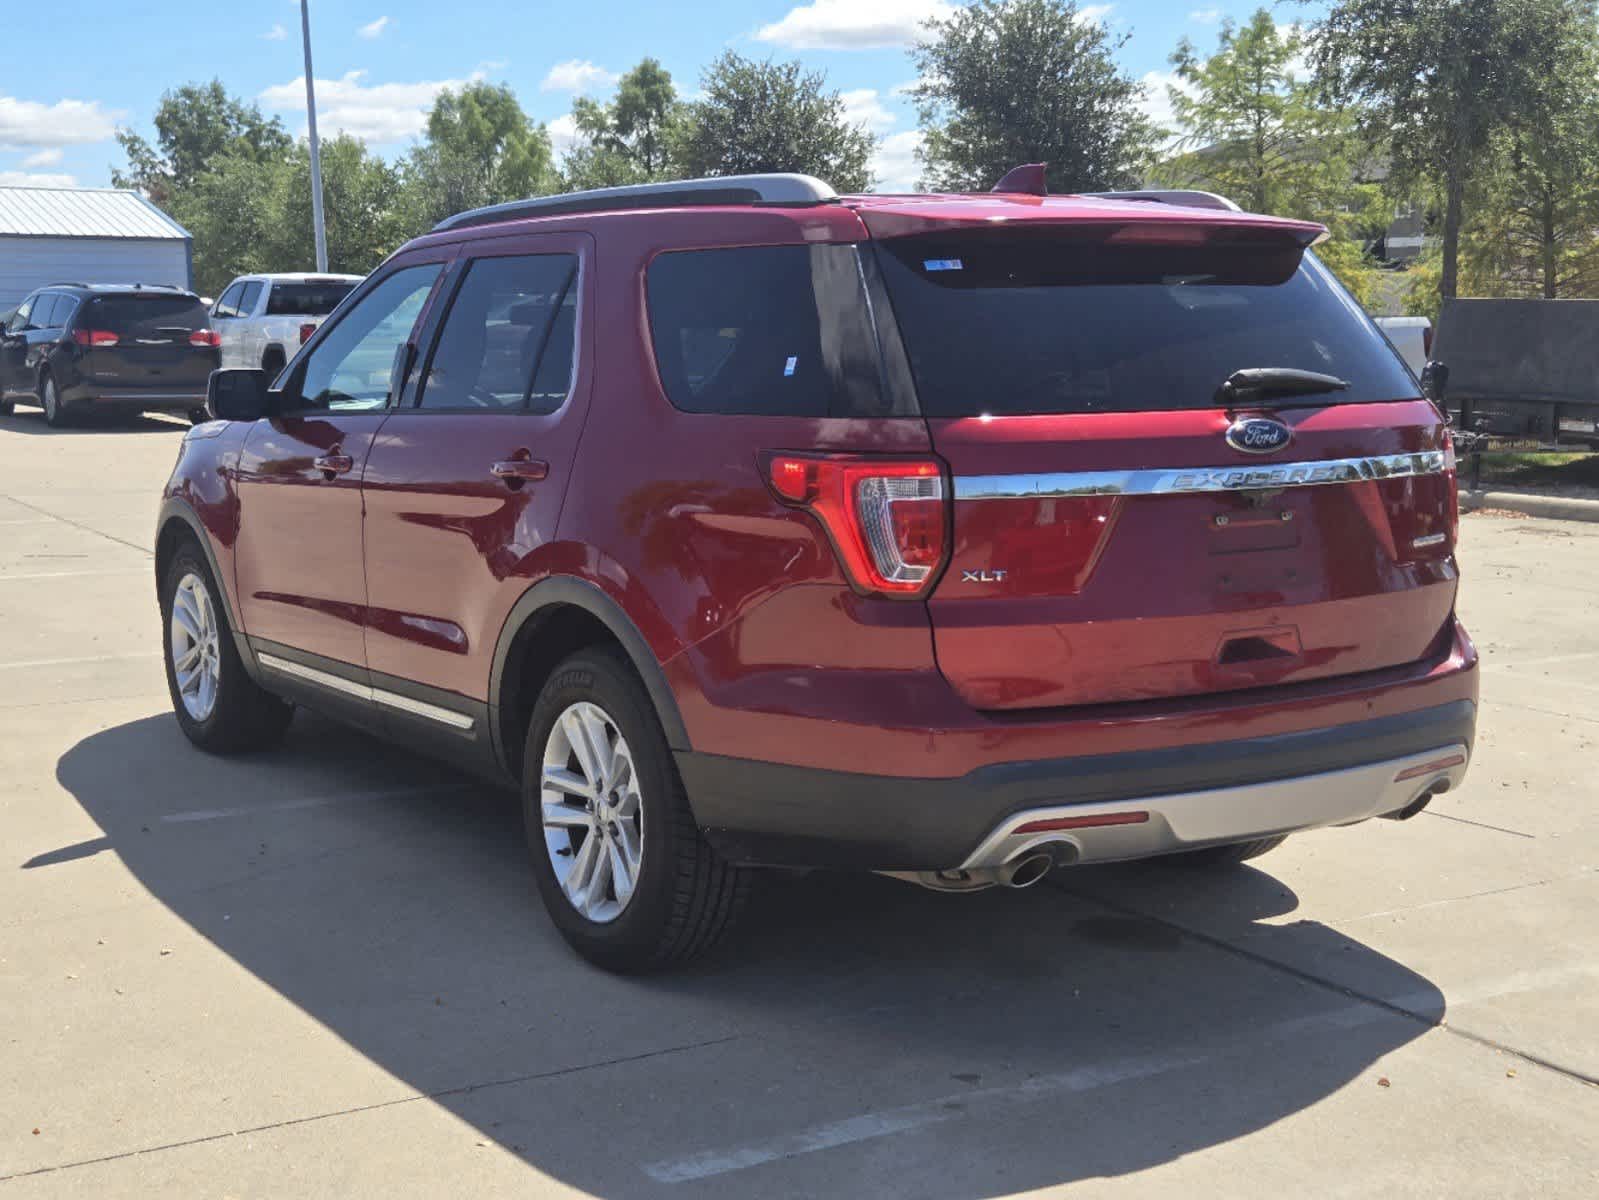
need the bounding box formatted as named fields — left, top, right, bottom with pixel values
left=996, top=848, right=1056, bottom=889
left=1383, top=778, right=1451, bottom=822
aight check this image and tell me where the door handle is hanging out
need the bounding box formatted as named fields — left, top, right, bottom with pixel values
left=315, top=452, right=354, bottom=479
left=491, top=456, right=550, bottom=487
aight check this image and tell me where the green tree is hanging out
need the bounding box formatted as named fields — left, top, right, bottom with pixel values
left=910, top=0, right=1154, bottom=193
left=112, top=80, right=291, bottom=206
left=400, top=82, right=555, bottom=228
left=1313, top=0, right=1597, bottom=302
left=563, top=58, right=684, bottom=189
left=266, top=136, right=404, bottom=278
left=165, top=155, right=284, bottom=297
left=675, top=52, right=874, bottom=191
left=1159, top=10, right=1384, bottom=305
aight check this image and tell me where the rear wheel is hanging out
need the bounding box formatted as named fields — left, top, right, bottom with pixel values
left=1164, top=835, right=1288, bottom=868
left=522, top=647, right=751, bottom=972
left=161, top=541, right=293, bottom=754
left=41, top=375, right=70, bottom=428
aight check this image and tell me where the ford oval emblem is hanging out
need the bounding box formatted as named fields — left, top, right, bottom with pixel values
left=1225, top=417, right=1292, bottom=455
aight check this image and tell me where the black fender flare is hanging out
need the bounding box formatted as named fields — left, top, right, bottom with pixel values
left=156, top=497, right=257, bottom=674
left=489, top=576, right=691, bottom=773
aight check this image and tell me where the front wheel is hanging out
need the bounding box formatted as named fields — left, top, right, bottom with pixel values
left=522, top=647, right=751, bottom=972
left=161, top=542, right=293, bottom=754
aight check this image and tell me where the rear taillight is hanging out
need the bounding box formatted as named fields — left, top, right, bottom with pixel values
left=189, top=329, right=222, bottom=348
left=764, top=453, right=949, bottom=597
left=299, top=322, right=317, bottom=345
left=72, top=329, right=119, bottom=347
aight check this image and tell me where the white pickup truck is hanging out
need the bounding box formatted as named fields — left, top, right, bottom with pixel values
left=1373, top=315, right=1433, bottom=380
left=209, top=273, right=362, bottom=378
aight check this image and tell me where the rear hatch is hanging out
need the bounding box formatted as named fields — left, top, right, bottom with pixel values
left=77, top=293, right=216, bottom=390
left=868, top=214, right=1457, bottom=710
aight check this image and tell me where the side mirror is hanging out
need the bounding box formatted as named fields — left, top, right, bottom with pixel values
left=207, top=368, right=271, bottom=421
left=1420, top=361, right=1449, bottom=405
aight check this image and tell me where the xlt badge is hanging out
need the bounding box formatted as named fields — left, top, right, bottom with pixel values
left=962, top=569, right=1008, bottom=584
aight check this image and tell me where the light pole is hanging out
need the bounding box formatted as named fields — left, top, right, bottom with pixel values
left=299, top=0, right=329, bottom=272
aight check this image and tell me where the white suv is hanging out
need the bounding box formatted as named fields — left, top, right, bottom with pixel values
left=209, top=273, right=362, bottom=378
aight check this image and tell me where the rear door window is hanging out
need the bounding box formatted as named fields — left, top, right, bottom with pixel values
left=86, top=294, right=209, bottom=339
left=873, top=231, right=1416, bottom=417
left=645, top=244, right=886, bottom=417
left=32, top=295, right=62, bottom=329
left=267, top=280, right=358, bottom=316
left=417, top=254, right=577, bottom=413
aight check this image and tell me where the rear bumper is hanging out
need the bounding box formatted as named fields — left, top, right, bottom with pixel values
left=679, top=695, right=1478, bottom=871
left=61, top=384, right=206, bottom=411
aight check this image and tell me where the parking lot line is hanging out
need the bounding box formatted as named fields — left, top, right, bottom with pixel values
left=0, top=567, right=151, bottom=582
left=0, top=651, right=160, bottom=670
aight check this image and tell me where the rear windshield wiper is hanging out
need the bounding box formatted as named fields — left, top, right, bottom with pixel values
left=1217, top=368, right=1350, bottom=407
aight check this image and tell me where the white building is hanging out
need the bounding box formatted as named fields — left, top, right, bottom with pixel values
left=0, top=186, right=192, bottom=315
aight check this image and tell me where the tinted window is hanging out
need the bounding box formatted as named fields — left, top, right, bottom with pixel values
left=32, top=295, right=62, bottom=329
left=875, top=232, right=1416, bottom=417
left=646, top=244, right=885, bottom=416
left=418, top=254, right=577, bottom=413
left=295, top=264, right=441, bottom=412
left=213, top=283, right=246, bottom=320
left=10, top=296, right=36, bottom=330
left=267, top=280, right=358, bottom=317
left=51, top=295, right=79, bottom=329
left=238, top=280, right=264, bottom=315
left=85, top=294, right=208, bottom=337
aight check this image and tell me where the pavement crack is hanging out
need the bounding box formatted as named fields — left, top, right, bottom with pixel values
left=0, top=494, right=153, bottom=557
left=1420, top=810, right=1536, bottom=838
left=0, top=1034, right=741, bottom=1183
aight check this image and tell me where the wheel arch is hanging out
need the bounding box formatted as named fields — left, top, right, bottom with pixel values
left=490, top=577, right=690, bottom=781
left=155, top=498, right=248, bottom=646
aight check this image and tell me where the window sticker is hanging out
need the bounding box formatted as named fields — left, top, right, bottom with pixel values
left=784, top=355, right=798, bottom=377
left=923, top=259, right=964, bottom=272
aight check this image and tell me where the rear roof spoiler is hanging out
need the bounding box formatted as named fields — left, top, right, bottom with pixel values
left=1084, top=190, right=1243, bottom=213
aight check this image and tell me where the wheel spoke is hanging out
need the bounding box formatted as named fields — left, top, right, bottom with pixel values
left=606, top=837, right=635, bottom=907
left=613, top=784, right=640, bottom=821
left=172, top=604, right=201, bottom=643
left=561, top=710, right=603, bottom=789
left=583, top=838, right=614, bottom=914
left=542, top=800, right=591, bottom=829
left=607, top=742, right=632, bottom=795
left=564, top=832, right=600, bottom=901
left=577, top=707, right=615, bottom=790
left=542, top=766, right=592, bottom=801
left=175, top=644, right=202, bottom=673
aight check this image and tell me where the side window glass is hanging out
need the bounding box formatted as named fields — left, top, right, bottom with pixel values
left=52, top=296, right=78, bottom=330
left=32, top=296, right=61, bottom=330
left=417, top=254, right=578, bottom=412
left=238, top=281, right=264, bottom=315
left=214, top=284, right=245, bottom=320
left=11, top=297, right=36, bottom=331
left=294, top=264, right=442, bottom=412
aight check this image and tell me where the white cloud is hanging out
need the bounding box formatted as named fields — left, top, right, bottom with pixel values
left=260, top=70, right=482, bottom=144
left=839, top=88, right=897, bottom=134
left=263, top=22, right=288, bottom=40
left=0, top=96, right=121, bottom=149
left=1137, top=69, right=1195, bottom=146
left=0, top=170, right=77, bottom=187
left=1078, top=4, right=1114, bottom=23
left=1189, top=7, right=1223, bottom=23
left=546, top=113, right=580, bottom=160
left=756, top=0, right=955, bottom=50
left=21, top=147, right=64, bottom=168
left=358, top=15, right=390, bottom=39
left=871, top=130, right=923, bottom=193
left=541, top=60, right=618, bottom=94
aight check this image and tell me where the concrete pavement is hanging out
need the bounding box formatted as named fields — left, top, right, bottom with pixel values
left=1, top=408, right=1594, bottom=1197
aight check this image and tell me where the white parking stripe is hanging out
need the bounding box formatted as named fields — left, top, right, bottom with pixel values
left=0, top=568, right=150, bottom=582
left=0, top=651, right=160, bottom=670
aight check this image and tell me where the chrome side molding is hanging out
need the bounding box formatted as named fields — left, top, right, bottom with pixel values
left=953, top=451, right=1449, bottom=501
left=258, top=653, right=475, bottom=731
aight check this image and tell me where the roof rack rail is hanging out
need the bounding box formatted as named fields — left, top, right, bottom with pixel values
left=47, top=282, right=90, bottom=289
left=1085, top=189, right=1242, bottom=213
left=432, top=173, right=838, bottom=233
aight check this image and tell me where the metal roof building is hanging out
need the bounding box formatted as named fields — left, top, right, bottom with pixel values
left=0, top=186, right=193, bottom=314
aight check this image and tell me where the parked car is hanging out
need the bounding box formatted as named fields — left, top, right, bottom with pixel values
left=157, top=174, right=1478, bottom=971
left=1, top=283, right=219, bottom=426
left=210, top=273, right=362, bottom=378
left=1374, top=315, right=1433, bottom=378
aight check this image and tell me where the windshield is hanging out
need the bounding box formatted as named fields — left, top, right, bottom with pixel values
left=874, top=231, right=1415, bottom=417
left=267, top=281, right=358, bottom=316
left=85, top=294, right=208, bottom=337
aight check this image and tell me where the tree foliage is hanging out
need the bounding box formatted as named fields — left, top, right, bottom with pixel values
left=674, top=52, right=874, bottom=191
left=399, top=82, right=555, bottom=229
left=112, top=80, right=290, bottom=206
left=1313, top=0, right=1597, bottom=302
left=564, top=59, right=684, bottom=190
left=911, top=0, right=1153, bottom=193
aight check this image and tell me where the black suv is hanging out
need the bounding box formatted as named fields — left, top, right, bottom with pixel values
left=0, top=284, right=220, bottom=426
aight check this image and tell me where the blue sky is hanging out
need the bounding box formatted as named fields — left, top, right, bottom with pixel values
left=2, top=0, right=1326, bottom=194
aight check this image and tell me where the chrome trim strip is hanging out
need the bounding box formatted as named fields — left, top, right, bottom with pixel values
left=958, top=743, right=1470, bottom=871
left=258, top=653, right=474, bottom=731
left=953, top=451, right=1449, bottom=501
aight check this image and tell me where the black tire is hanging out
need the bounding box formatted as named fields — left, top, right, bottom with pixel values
left=160, top=540, right=293, bottom=754
left=1163, top=835, right=1288, bottom=868
left=262, top=347, right=287, bottom=380
left=41, top=374, right=70, bottom=428
left=0, top=396, right=13, bottom=415
left=186, top=407, right=210, bottom=425
left=522, top=647, right=752, bottom=972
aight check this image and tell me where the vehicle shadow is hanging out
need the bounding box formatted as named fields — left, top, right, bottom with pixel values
left=0, top=410, right=188, bottom=435
left=49, top=713, right=1445, bottom=1197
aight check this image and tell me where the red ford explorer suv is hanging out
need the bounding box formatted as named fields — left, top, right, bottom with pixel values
left=158, top=172, right=1477, bottom=971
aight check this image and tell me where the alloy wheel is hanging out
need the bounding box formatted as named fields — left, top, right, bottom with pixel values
left=170, top=572, right=222, bottom=721
left=540, top=701, right=644, bottom=923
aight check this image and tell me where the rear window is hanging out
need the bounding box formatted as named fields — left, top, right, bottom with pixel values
left=267, top=281, right=358, bottom=316
left=646, top=245, right=886, bottom=417
left=874, top=231, right=1416, bottom=417
left=85, top=294, right=208, bottom=336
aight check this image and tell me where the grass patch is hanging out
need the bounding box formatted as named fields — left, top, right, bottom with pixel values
left=1471, top=450, right=1599, bottom=488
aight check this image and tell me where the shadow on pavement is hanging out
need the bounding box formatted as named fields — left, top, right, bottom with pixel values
left=50, top=713, right=1445, bottom=1196
left=0, top=410, right=188, bottom=436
